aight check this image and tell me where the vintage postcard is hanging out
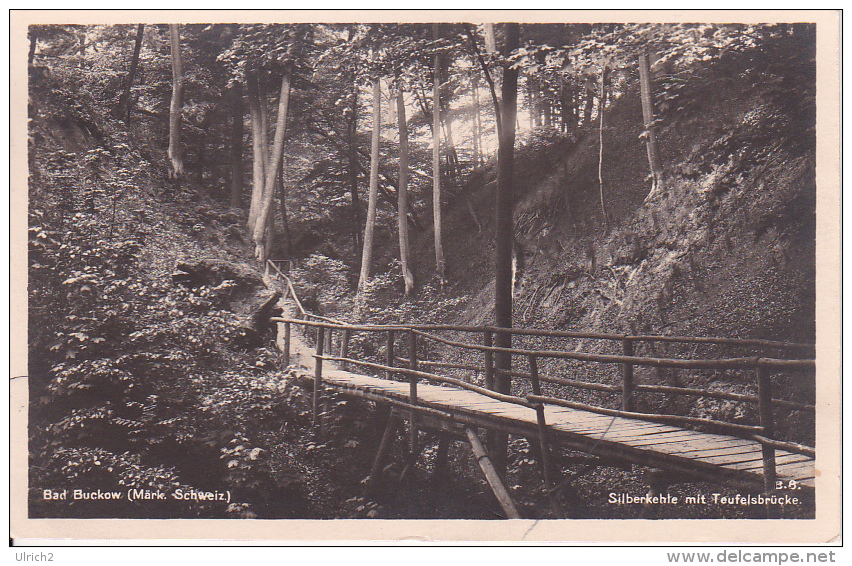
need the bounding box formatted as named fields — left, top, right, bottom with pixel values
left=9, top=9, right=841, bottom=544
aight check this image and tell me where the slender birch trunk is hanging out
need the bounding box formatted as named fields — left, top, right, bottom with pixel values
left=472, top=72, right=481, bottom=165
left=527, top=76, right=535, bottom=129
left=396, top=84, right=415, bottom=296
left=247, top=74, right=265, bottom=229
left=167, top=24, right=184, bottom=180
left=432, top=25, right=446, bottom=285
left=639, top=51, right=665, bottom=197
left=348, top=77, right=361, bottom=255
left=357, top=59, right=382, bottom=295
left=253, top=67, right=292, bottom=262
left=259, top=81, right=270, bottom=201
left=598, top=65, right=610, bottom=233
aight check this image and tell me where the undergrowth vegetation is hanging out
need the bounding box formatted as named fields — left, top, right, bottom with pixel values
left=28, top=60, right=322, bottom=518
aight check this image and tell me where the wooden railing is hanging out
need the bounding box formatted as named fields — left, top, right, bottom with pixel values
left=266, top=261, right=816, bottom=495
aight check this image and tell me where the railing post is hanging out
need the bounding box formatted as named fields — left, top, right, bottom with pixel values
left=386, top=330, right=395, bottom=380
left=408, top=329, right=418, bottom=454
left=339, top=328, right=351, bottom=371
left=313, top=325, right=325, bottom=426
left=622, top=338, right=635, bottom=412
left=326, top=326, right=334, bottom=356
left=497, top=329, right=512, bottom=396
left=756, top=360, right=777, bottom=517
left=483, top=330, right=494, bottom=390
left=529, top=355, right=555, bottom=489
left=283, top=321, right=291, bottom=367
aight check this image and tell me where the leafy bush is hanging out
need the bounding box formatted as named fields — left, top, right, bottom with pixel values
left=28, top=143, right=296, bottom=517
left=289, top=253, right=354, bottom=316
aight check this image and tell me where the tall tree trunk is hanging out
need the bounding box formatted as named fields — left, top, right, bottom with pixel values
left=484, top=23, right=496, bottom=54
left=167, top=24, right=184, bottom=180
left=464, top=24, right=502, bottom=139
left=247, top=74, right=265, bottom=229
left=583, top=75, right=595, bottom=127
left=229, top=82, right=244, bottom=209
left=434, top=43, right=459, bottom=181
left=259, top=81, right=270, bottom=200
left=117, top=24, right=144, bottom=124
left=432, top=25, right=446, bottom=285
left=472, top=73, right=481, bottom=165
left=278, top=165, right=290, bottom=257
left=414, top=82, right=433, bottom=135
left=537, top=52, right=549, bottom=128
left=396, top=85, right=415, bottom=296
left=443, top=114, right=459, bottom=180
left=253, top=67, right=292, bottom=262
left=358, top=63, right=382, bottom=295
left=598, top=65, right=610, bottom=233
left=491, top=22, right=520, bottom=477
left=258, top=83, right=272, bottom=256
left=639, top=51, right=665, bottom=197
left=526, top=76, right=534, bottom=130
left=348, top=78, right=362, bottom=257
left=264, top=218, right=275, bottom=262
left=543, top=96, right=552, bottom=127
left=559, top=79, right=574, bottom=134
left=532, top=77, right=542, bottom=129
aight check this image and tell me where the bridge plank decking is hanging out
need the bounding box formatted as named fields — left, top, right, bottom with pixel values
left=315, top=367, right=815, bottom=492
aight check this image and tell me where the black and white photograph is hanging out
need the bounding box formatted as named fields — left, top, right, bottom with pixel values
left=10, top=9, right=841, bottom=543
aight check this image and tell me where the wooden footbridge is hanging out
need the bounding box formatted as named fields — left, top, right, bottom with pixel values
left=266, top=261, right=816, bottom=519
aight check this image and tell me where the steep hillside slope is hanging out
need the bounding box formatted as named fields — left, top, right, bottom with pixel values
left=512, top=40, right=815, bottom=347
left=389, top=29, right=816, bottom=445
left=435, top=34, right=815, bottom=347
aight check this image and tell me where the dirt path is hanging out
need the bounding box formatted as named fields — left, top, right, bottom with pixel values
left=271, top=285, right=340, bottom=376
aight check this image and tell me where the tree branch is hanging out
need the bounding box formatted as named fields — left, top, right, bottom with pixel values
left=464, top=24, right=502, bottom=139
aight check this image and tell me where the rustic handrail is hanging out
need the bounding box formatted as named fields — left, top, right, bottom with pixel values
left=413, top=328, right=777, bottom=371
left=315, top=354, right=537, bottom=409
left=271, top=318, right=815, bottom=371
left=271, top=272, right=815, bottom=488
left=750, top=435, right=815, bottom=458
left=303, top=321, right=814, bottom=351
left=495, top=367, right=814, bottom=412
left=388, top=358, right=814, bottom=413
left=276, top=317, right=815, bottom=412
left=525, top=394, right=765, bottom=437
left=266, top=261, right=347, bottom=327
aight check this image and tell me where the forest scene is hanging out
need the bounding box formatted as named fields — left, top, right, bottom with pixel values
left=25, top=19, right=819, bottom=522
